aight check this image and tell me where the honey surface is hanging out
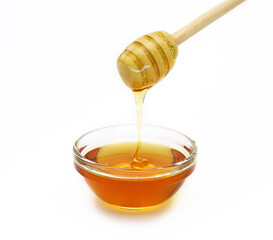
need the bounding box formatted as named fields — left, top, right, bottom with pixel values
left=84, top=142, right=185, bottom=169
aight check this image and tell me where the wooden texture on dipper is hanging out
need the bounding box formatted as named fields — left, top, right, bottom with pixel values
left=172, top=0, right=245, bottom=45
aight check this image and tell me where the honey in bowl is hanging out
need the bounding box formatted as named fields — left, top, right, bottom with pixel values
left=73, top=125, right=197, bottom=209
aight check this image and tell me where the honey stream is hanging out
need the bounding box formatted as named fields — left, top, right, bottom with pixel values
left=130, top=89, right=148, bottom=168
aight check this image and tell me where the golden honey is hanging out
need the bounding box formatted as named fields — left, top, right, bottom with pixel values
left=75, top=142, right=195, bottom=209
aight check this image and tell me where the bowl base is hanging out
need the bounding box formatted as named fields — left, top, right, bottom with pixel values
left=96, top=196, right=176, bottom=213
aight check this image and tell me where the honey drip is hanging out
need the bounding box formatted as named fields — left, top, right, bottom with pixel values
left=116, top=31, right=178, bottom=169
left=131, top=89, right=148, bottom=169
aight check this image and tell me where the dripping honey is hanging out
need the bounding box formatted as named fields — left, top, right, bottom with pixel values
left=74, top=31, right=188, bottom=209
left=131, top=89, right=148, bottom=168
left=75, top=142, right=195, bottom=209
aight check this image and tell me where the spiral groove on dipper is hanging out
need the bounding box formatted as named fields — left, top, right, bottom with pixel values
left=133, top=41, right=160, bottom=82
left=117, top=31, right=178, bottom=91
left=143, top=35, right=170, bottom=77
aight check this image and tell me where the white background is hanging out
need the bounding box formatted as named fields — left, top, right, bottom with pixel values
left=1, top=0, right=273, bottom=239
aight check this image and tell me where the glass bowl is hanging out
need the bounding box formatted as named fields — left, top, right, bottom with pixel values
left=73, top=124, right=197, bottom=209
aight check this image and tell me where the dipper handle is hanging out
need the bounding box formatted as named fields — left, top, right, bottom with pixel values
left=172, top=0, right=245, bottom=45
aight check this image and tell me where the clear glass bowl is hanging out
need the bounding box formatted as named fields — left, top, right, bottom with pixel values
left=73, top=124, right=197, bottom=209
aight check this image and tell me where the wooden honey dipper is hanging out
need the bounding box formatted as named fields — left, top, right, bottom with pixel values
left=117, top=0, right=245, bottom=91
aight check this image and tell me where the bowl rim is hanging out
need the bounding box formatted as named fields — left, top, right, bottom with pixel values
left=73, top=124, right=197, bottom=178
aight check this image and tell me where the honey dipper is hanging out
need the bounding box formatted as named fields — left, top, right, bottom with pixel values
left=117, top=0, right=245, bottom=91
